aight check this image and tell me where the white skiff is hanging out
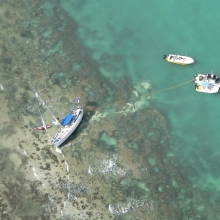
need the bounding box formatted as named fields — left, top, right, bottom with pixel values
left=163, top=54, right=194, bottom=65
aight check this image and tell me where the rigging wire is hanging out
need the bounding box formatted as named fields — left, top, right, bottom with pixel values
left=28, top=82, right=61, bottom=126
left=29, top=82, right=53, bottom=143
left=194, top=63, right=201, bottom=74
left=34, top=96, right=51, bottom=141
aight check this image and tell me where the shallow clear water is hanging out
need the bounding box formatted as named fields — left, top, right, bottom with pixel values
left=61, top=0, right=220, bottom=192
left=1, top=0, right=220, bottom=219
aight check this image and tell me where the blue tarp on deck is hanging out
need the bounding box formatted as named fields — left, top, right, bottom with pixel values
left=61, top=114, right=74, bottom=125
left=201, top=81, right=210, bottom=87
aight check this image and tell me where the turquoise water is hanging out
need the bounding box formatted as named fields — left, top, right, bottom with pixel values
left=61, top=0, right=220, bottom=193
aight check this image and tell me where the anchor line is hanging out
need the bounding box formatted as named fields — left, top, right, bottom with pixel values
left=92, top=79, right=193, bottom=111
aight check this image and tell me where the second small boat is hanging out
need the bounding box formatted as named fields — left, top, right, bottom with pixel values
left=163, top=54, right=194, bottom=65
left=193, top=73, right=220, bottom=93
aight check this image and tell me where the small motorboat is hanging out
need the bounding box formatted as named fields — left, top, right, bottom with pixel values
left=163, top=54, right=194, bottom=65
left=34, top=125, right=52, bottom=130
left=193, top=73, right=220, bottom=93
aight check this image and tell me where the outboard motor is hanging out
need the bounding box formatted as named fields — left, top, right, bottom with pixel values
left=163, top=55, right=167, bottom=59
left=215, top=77, right=219, bottom=83
left=213, top=75, right=216, bottom=80
left=207, top=74, right=211, bottom=79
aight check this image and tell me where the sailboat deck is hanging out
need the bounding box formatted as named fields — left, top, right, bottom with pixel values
left=52, top=108, right=83, bottom=147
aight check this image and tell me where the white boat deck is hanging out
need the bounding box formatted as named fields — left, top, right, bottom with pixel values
left=165, top=54, right=194, bottom=65
left=194, top=74, right=220, bottom=93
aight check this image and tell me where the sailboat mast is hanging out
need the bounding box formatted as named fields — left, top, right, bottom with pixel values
left=35, top=98, right=47, bottom=131
left=28, top=82, right=61, bottom=126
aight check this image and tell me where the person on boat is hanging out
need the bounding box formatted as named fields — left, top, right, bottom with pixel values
left=199, top=75, right=203, bottom=81
left=34, top=125, right=51, bottom=130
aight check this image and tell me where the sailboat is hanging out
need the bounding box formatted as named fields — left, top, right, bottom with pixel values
left=29, top=82, right=83, bottom=148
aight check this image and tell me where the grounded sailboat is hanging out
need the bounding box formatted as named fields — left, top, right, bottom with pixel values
left=51, top=97, right=83, bottom=148
left=29, top=82, right=83, bottom=148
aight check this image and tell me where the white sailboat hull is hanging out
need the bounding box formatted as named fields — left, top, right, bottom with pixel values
left=52, top=108, right=83, bottom=148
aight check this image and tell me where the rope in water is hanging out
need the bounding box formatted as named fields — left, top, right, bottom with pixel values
left=146, top=78, right=193, bottom=96
left=92, top=79, right=193, bottom=111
